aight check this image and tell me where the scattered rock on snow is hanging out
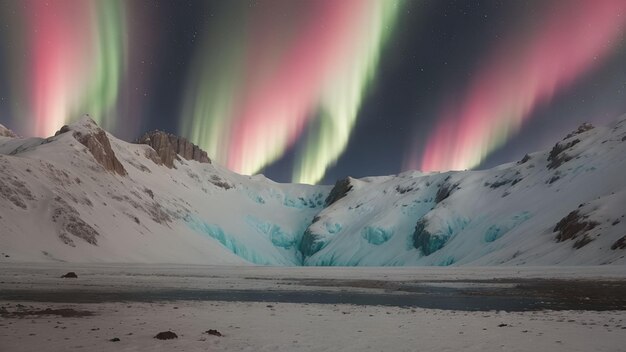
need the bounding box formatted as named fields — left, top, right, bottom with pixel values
left=205, top=329, right=223, bottom=337
left=154, top=331, right=178, bottom=340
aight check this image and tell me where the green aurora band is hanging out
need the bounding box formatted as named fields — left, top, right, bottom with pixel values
left=181, top=1, right=401, bottom=184
left=76, top=0, right=127, bottom=132
left=293, top=2, right=401, bottom=184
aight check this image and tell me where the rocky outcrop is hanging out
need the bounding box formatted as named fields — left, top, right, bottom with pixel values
left=413, top=219, right=445, bottom=256
left=547, top=139, right=580, bottom=169
left=546, top=123, right=593, bottom=170
left=51, top=196, right=99, bottom=247
left=554, top=210, right=599, bottom=249
left=325, top=178, right=353, bottom=206
left=56, top=118, right=127, bottom=176
left=565, top=122, right=594, bottom=139
left=299, top=228, right=324, bottom=258
left=136, top=130, right=210, bottom=168
left=0, top=124, right=18, bottom=138
left=0, top=176, right=35, bottom=210
left=611, top=236, right=626, bottom=250
left=435, top=179, right=459, bottom=203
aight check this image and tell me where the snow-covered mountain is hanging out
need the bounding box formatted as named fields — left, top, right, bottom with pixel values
left=1, top=116, right=625, bottom=266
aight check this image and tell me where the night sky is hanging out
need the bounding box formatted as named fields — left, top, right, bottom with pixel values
left=1, top=0, right=625, bottom=185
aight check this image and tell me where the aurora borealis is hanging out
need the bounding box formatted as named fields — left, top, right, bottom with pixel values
left=1, top=1, right=626, bottom=184
left=2, top=0, right=126, bottom=137
left=181, top=1, right=400, bottom=184
left=412, top=0, right=626, bottom=172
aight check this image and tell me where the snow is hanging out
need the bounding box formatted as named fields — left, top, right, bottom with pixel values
left=1, top=263, right=625, bottom=352
left=2, top=300, right=625, bottom=352
left=0, top=115, right=626, bottom=266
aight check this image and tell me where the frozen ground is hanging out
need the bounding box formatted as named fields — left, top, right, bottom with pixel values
left=1, top=264, right=625, bottom=351
left=2, top=300, right=626, bottom=352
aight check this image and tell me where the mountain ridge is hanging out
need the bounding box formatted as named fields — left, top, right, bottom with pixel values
left=0, top=115, right=625, bottom=266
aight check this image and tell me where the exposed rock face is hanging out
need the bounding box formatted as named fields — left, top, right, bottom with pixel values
left=325, top=178, right=353, bottom=206
left=518, top=154, right=531, bottom=165
left=136, top=130, right=210, bottom=168
left=565, top=122, right=594, bottom=139
left=0, top=124, right=18, bottom=138
left=0, top=176, right=35, bottom=209
left=413, top=219, right=444, bottom=256
left=547, top=139, right=580, bottom=169
left=611, top=236, right=626, bottom=250
left=435, top=179, right=459, bottom=203
left=51, top=196, right=99, bottom=247
left=546, top=123, right=593, bottom=170
left=554, top=210, right=598, bottom=249
left=56, top=118, right=127, bottom=176
left=299, top=228, right=324, bottom=258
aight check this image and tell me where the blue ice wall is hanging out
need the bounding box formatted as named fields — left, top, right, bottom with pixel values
left=246, top=215, right=297, bottom=249
left=186, top=216, right=277, bottom=265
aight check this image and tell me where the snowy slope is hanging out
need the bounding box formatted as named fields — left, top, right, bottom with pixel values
left=301, top=121, right=626, bottom=266
left=0, top=116, right=625, bottom=266
left=0, top=117, right=328, bottom=265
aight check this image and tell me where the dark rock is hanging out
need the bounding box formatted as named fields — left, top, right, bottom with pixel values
left=498, top=323, right=509, bottom=327
left=299, top=228, right=325, bottom=258
left=78, top=129, right=127, bottom=175
left=63, top=119, right=127, bottom=176
left=144, top=188, right=155, bottom=199
left=548, top=175, right=561, bottom=184
left=518, top=154, right=531, bottom=164
left=136, top=130, right=211, bottom=168
left=554, top=210, right=599, bottom=247
left=547, top=139, right=580, bottom=169
left=611, top=236, right=626, bottom=250
left=52, top=196, right=99, bottom=246
left=109, top=337, right=120, bottom=342
left=55, top=125, right=71, bottom=136
left=413, top=219, right=447, bottom=255
left=209, top=175, right=233, bottom=190
left=435, top=181, right=458, bottom=203
left=573, top=235, right=594, bottom=249
left=564, top=123, right=594, bottom=139
left=205, top=329, right=222, bottom=337
left=395, top=183, right=415, bottom=194
left=154, top=331, right=178, bottom=340
left=0, top=178, right=34, bottom=209
left=61, top=272, right=78, bottom=278
left=325, top=178, right=353, bottom=206
left=622, top=136, right=626, bottom=142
